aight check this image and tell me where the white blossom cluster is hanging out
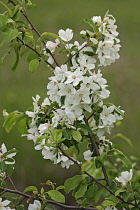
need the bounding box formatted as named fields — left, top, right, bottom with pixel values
left=25, top=13, right=123, bottom=168
left=44, top=13, right=121, bottom=68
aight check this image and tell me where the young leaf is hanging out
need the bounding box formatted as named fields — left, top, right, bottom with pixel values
left=47, top=190, right=65, bottom=203
left=0, top=14, right=8, bottom=31
left=64, top=175, right=84, bottom=194
left=18, top=117, right=27, bottom=134
left=74, top=184, right=87, bottom=200
left=3, top=111, right=24, bottom=133
left=23, top=186, right=38, bottom=193
left=29, top=59, right=39, bottom=72
left=3, top=28, right=19, bottom=43
left=11, top=45, right=21, bottom=71
left=72, top=130, right=82, bottom=142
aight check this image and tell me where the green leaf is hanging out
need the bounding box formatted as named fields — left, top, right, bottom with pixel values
left=11, top=5, right=21, bottom=21
left=95, top=152, right=107, bottom=168
left=11, top=45, right=21, bottom=71
left=23, top=186, right=37, bottom=193
left=64, top=175, right=84, bottom=194
left=0, top=14, right=8, bottom=31
left=0, top=161, right=7, bottom=172
left=112, top=133, right=133, bottom=147
left=29, top=59, right=39, bottom=72
left=109, top=149, right=132, bottom=169
left=3, top=28, right=19, bottom=43
left=18, top=117, right=27, bottom=134
left=7, top=165, right=14, bottom=176
left=115, top=188, right=125, bottom=196
left=1, top=47, right=11, bottom=63
left=72, top=130, right=82, bottom=142
left=83, top=19, right=97, bottom=32
left=42, top=32, right=64, bottom=44
left=0, top=1, right=12, bottom=15
left=74, top=184, right=87, bottom=200
left=26, top=51, right=39, bottom=62
left=87, top=184, right=98, bottom=198
left=3, top=111, right=24, bottom=133
left=47, top=190, right=65, bottom=203
left=79, top=124, right=93, bottom=136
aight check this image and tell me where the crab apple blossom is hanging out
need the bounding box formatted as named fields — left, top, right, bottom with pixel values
left=115, top=169, right=133, bottom=186
left=58, top=28, right=73, bottom=42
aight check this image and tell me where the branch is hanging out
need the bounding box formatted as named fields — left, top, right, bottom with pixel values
left=9, top=0, right=59, bottom=67
left=83, top=116, right=110, bottom=186
left=6, top=175, right=17, bottom=190
left=58, top=147, right=140, bottom=209
left=0, top=187, right=98, bottom=210
left=17, top=37, right=55, bottom=69
left=64, top=43, right=87, bottom=64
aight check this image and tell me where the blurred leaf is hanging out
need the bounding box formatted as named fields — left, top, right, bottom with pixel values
left=11, top=5, right=21, bottom=21
left=1, top=47, right=11, bottom=63
left=0, top=14, right=8, bottom=31
left=83, top=19, right=96, bottom=32
left=0, top=1, right=12, bottom=15
left=95, top=152, right=107, bottom=168
left=112, top=133, right=133, bottom=147
left=11, top=45, right=21, bottom=71
left=3, top=111, right=24, bottom=133
left=23, top=185, right=37, bottom=193
left=115, top=188, right=125, bottom=196
left=3, top=28, right=19, bottom=43
left=42, top=32, right=64, bottom=43
left=0, top=161, right=7, bottom=172
left=7, top=165, right=14, bottom=176
left=64, top=175, right=84, bottom=194
left=109, top=148, right=132, bottom=169
left=74, top=184, right=87, bottom=200
left=47, top=190, right=65, bottom=203
left=29, top=59, right=39, bottom=72
left=26, top=51, right=39, bottom=62
left=18, top=117, right=28, bottom=134
left=72, top=130, right=82, bottom=142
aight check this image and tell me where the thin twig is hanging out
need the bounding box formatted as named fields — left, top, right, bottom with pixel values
left=0, top=187, right=97, bottom=210
left=9, top=0, right=59, bottom=67
left=64, top=43, right=87, bottom=64
left=17, top=37, right=55, bottom=69
left=83, top=116, right=110, bottom=186
left=6, top=175, right=17, bottom=190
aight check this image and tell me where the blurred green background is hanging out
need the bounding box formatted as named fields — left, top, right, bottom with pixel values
left=0, top=0, right=140, bottom=193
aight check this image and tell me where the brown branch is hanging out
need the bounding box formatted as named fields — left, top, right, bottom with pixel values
left=83, top=116, right=110, bottom=186
left=17, top=37, right=55, bottom=69
left=6, top=175, right=17, bottom=190
left=0, top=187, right=97, bottom=210
left=64, top=43, right=87, bottom=64
left=9, top=0, right=59, bottom=67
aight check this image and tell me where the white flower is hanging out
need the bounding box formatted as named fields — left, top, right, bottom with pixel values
left=115, top=169, right=133, bottom=186
left=92, top=16, right=102, bottom=24
left=83, top=150, right=92, bottom=161
left=45, top=39, right=60, bottom=52
left=58, top=28, right=73, bottom=42
left=65, top=67, right=83, bottom=86
left=0, top=144, right=16, bottom=165
left=100, top=105, right=116, bottom=126
left=0, top=198, right=11, bottom=209
left=28, top=200, right=41, bottom=210
left=42, top=97, right=50, bottom=106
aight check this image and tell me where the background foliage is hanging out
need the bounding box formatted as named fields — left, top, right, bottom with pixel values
left=0, top=0, right=140, bottom=193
